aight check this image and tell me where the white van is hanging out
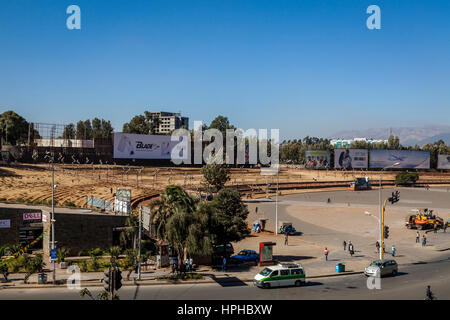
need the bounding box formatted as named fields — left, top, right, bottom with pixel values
left=253, top=263, right=306, bottom=288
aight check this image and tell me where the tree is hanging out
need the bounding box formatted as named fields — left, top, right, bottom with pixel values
left=88, top=248, right=103, bottom=271
left=62, top=123, right=76, bottom=139
left=208, top=188, right=250, bottom=250
left=387, top=134, right=401, bottom=149
left=0, top=110, right=30, bottom=146
left=208, top=115, right=235, bottom=138
left=165, top=208, right=212, bottom=267
left=23, top=253, right=46, bottom=283
left=123, top=112, right=160, bottom=135
left=122, top=248, right=138, bottom=280
left=150, top=185, right=197, bottom=242
left=201, top=164, right=230, bottom=193
left=108, top=246, right=121, bottom=261
left=56, top=248, right=68, bottom=263
left=120, top=215, right=139, bottom=249
left=76, top=120, right=93, bottom=140
left=395, top=172, right=419, bottom=186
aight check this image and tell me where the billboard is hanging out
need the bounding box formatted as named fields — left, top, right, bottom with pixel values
left=305, top=150, right=330, bottom=169
left=334, top=149, right=368, bottom=169
left=113, top=133, right=188, bottom=160
left=437, top=155, right=450, bottom=169
left=369, top=150, right=430, bottom=169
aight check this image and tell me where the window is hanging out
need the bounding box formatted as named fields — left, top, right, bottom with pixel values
left=280, top=270, right=289, bottom=276
left=291, top=268, right=303, bottom=275
left=271, top=270, right=279, bottom=277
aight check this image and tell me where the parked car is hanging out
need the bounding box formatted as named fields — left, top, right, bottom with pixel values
left=364, top=259, right=398, bottom=277
left=212, top=243, right=234, bottom=256
left=231, top=250, right=259, bottom=264
left=278, top=221, right=296, bottom=235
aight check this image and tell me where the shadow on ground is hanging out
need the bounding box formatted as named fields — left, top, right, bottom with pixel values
left=274, top=255, right=315, bottom=262
left=207, top=275, right=248, bottom=287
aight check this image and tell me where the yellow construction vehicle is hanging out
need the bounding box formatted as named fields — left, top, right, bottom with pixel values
left=405, top=208, right=444, bottom=230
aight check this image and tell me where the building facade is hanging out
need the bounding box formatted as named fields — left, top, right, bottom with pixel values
left=148, top=111, right=189, bottom=134
left=330, top=138, right=387, bottom=148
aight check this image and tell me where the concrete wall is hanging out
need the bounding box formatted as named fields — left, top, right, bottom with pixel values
left=42, top=210, right=128, bottom=256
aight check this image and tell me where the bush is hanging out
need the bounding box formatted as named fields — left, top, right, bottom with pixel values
left=395, top=172, right=419, bottom=185
left=57, top=248, right=68, bottom=263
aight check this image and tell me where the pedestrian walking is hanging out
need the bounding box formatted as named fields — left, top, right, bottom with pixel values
left=444, top=223, right=447, bottom=233
left=284, top=231, right=289, bottom=246
left=189, top=257, right=193, bottom=272
left=170, top=257, right=176, bottom=274
left=324, top=248, right=329, bottom=261
left=422, top=235, right=427, bottom=247
left=391, top=245, right=396, bottom=257
left=349, top=242, right=354, bottom=257
left=222, top=256, right=227, bottom=272
left=383, top=242, right=386, bottom=253
left=434, top=223, right=438, bottom=233
left=343, top=240, right=347, bottom=251
left=416, top=231, right=420, bottom=243
left=376, top=241, right=380, bottom=253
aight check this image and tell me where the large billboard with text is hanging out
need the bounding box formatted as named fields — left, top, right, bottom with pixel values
left=113, top=133, right=187, bottom=160
left=437, top=155, right=450, bottom=169
left=369, top=150, right=430, bottom=169
left=305, top=150, right=330, bottom=169
left=334, top=149, right=368, bottom=169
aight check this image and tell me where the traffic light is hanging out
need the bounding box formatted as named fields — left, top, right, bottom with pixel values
left=103, top=268, right=111, bottom=292
left=114, top=268, right=122, bottom=291
left=384, top=225, right=390, bottom=239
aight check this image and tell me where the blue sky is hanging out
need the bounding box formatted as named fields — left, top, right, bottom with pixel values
left=0, top=0, right=449, bottom=140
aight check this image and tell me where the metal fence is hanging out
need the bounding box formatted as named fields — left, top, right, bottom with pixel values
left=86, top=196, right=114, bottom=211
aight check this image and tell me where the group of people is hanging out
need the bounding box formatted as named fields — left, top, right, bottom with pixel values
left=342, top=240, right=355, bottom=256
left=415, top=231, right=428, bottom=247
left=170, top=257, right=194, bottom=275
left=375, top=241, right=396, bottom=256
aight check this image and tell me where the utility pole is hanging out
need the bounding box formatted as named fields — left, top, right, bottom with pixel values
left=138, top=206, right=142, bottom=280
left=51, top=160, right=56, bottom=284
left=275, top=165, right=279, bottom=235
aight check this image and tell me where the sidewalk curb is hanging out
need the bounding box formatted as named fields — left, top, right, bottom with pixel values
left=0, top=270, right=365, bottom=290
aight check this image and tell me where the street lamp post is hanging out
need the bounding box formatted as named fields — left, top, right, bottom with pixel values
left=137, top=206, right=142, bottom=281
left=379, top=162, right=399, bottom=260
left=275, top=167, right=279, bottom=235
left=51, top=160, right=56, bottom=284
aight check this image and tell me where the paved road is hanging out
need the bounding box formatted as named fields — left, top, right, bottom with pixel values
left=1, top=255, right=449, bottom=300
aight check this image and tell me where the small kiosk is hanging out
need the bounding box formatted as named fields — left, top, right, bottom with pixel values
left=258, top=242, right=276, bottom=266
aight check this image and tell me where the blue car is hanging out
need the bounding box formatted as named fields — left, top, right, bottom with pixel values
left=231, top=250, right=259, bottom=264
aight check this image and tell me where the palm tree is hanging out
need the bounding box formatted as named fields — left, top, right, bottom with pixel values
left=107, top=246, right=121, bottom=261
left=150, top=185, right=196, bottom=241
left=120, top=214, right=139, bottom=249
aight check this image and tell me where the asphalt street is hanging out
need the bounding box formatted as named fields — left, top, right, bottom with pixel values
left=1, top=255, right=449, bottom=300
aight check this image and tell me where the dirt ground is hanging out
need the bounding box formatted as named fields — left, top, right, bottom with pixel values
left=1, top=163, right=449, bottom=209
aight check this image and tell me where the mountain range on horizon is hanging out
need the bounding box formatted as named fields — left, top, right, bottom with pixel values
left=330, top=125, right=450, bottom=147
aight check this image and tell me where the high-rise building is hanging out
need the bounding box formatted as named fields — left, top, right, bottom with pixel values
left=147, top=111, right=189, bottom=134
